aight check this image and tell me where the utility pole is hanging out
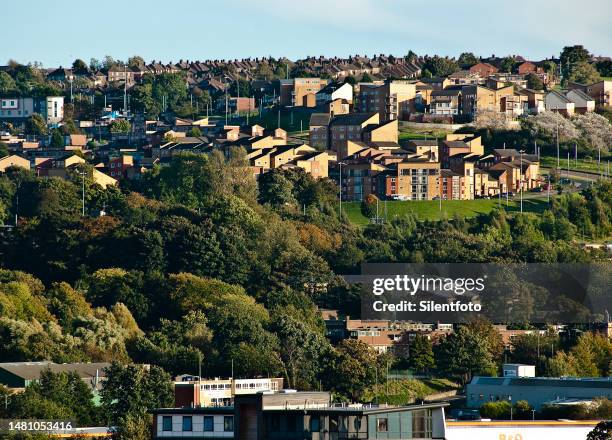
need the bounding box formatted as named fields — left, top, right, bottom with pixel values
left=338, top=162, right=346, bottom=218
left=519, top=150, right=524, bottom=213
left=575, top=143, right=578, bottom=170
left=598, top=146, right=602, bottom=178
left=80, top=168, right=85, bottom=216
left=556, top=122, right=560, bottom=168
left=123, top=65, right=127, bottom=114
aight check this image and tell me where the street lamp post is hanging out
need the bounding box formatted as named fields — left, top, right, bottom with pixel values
left=338, top=162, right=347, bottom=218
left=509, top=395, right=513, bottom=421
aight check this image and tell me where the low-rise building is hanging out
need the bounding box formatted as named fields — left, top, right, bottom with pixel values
left=174, top=377, right=284, bottom=408
left=545, top=90, right=575, bottom=116
left=153, top=392, right=449, bottom=440
left=280, top=78, right=328, bottom=107
left=578, top=80, right=611, bottom=107
left=469, top=62, right=499, bottom=77
left=566, top=89, right=596, bottom=113
left=0, top=362, right=109, bottom=391
left=315, top=82, right=353, bottom=105
left=0, top=154, right=30, bottom=172
left=357, top=80, right=417, bottom=122
left=466, top=376, right=612, bottom=410
left=0, top=96, right=64, bottom=124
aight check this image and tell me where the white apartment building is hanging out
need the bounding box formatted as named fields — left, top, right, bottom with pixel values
left=0, top=96, right=64, bottom=124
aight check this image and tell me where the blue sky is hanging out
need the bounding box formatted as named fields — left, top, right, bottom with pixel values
left=3, top=0, right=611, bottom=67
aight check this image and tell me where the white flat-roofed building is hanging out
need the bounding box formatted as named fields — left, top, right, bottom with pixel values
left=174, top=376, right=284, bottom=408
left=446, top=420, right=599, bottom=440
left=502, top=363, right=536, bottom=378
left=0, top=96, right=64, bottom=124
left=153, top=407, right=234, bottom=438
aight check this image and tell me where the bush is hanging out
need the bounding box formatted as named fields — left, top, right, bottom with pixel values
left=480, top=401, right=511, bottom=419
left=360, top=194, right=379, bottom=218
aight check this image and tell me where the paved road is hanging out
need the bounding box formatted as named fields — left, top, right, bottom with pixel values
left=543, top=167, right=611, bottom=182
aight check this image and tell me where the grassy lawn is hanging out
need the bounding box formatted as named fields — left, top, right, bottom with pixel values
left=540, top=155, right=610, bottom=174
left=248, top=107, right=314, bottom=133
left=398, top=128, right=451, bottom=144
left=343, top=198, right=550, bottom=226
left=363, top=378, right=460, bottom=405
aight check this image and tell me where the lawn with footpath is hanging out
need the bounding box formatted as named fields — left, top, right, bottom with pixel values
left=343, top=197, right=550, bottom=226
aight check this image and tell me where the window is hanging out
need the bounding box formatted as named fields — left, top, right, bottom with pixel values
left=310, top=415, right=320, bottom=432
left=162, top=416, right=172, bottom=432
left=224, top=416, right=234, bottom=432
left=329, top=415, right=339, bottom=432
left=412, top=409, right=433, bottom=438
left=377, top=418, right=388, bottom=432
left=203, top=416, right=214, bottom=432
left=354, top=416, right=362, bottom=431
left=182, top=416, right=192, bottom=432
left=287, top=415, right=297, bottom=432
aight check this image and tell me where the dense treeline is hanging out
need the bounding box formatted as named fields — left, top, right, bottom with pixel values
left=0, top=152, right=610, bottom=426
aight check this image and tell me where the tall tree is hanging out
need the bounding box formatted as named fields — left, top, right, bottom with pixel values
left=0, top=71, right=17, bottom=94
left=435, top=326, right=497, bottom=383
left=568, top=61, right=601, bottom=84
left=25, top=113, right=48, bottom=136
left=72, top=59, right=89, bottom=75
left=560, top=45, right=591, bottom=78
left=409, top=334, right=435, bottom=373
left=457, top=52, right=479, bottom=69
left=100, top=363, right=173, bottom=425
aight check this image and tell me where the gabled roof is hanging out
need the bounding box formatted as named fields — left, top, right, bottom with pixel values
left=330, top=112, right=377, bottom=126
left=442, top=140, right=470, bottom=148
left=0, top=362, right=110, bottom=381
left=309, top=113, right=331, bottom=127
left=566, top=88, right=594, bottom=102
left=431, top=89, right=461, bottom=97
left=407, top=140, right=438, bottom=146
left=493, top=148, right=518, bottom=156
left=547, top=90, right=572, bottom=104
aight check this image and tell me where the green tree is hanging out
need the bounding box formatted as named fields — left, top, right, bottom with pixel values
left=587, top=421, right=612, bottom=440
left=325, top=339, right=379, bottom=400
left=258, top=170, right=296, bottom=208
left=186, top=127, right=202, bottom=137
left=0, top=71, right=17, bottom=94
left=560, top=45, right=591, bottom=78
left=271, top=311, right=329, bottom=390
left=101, top=363, right=173, bottom=425
left=229, top=79, right=251, bottom=97
left=435, top=326, right=497, bottom=384
left=131, top=83, right=160, bottom=117
left=25, top=114, right=48, bottom=136
left=71, top=59, right=89, bottom=75
left=49, top=129, right=64, bottom=148
left=568, top=61, right=601, bottom=85
left=526, top=73, right=544, bottom=90
left=409, top=334, right=435, bottom=373
left=480, top=401, right=511, bottom=419
left=422, top=56, right=459, bottom=77
left=457, top=52, right=479, bottom=69
left=109, top=119, right=131, bottom=134
left=500, top=57, right=518, bottom=73
left=0, top=141, right=9, bottom=158
left=127, top=56, right=145, bottom=69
